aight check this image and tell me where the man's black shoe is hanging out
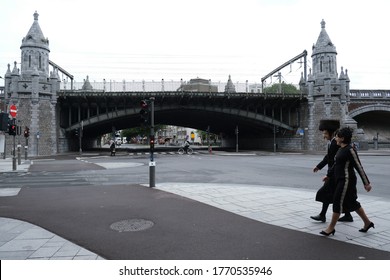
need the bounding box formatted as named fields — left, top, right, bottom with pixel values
left=338, top=214, right=353, bottom=222
left=310, top=214, right=326, bottom=222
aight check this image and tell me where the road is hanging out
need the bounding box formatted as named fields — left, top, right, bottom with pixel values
left=2, top=151, right=389, bottom=199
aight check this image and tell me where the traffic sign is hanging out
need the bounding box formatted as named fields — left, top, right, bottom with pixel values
left=9, top=105, right=17, bottom=118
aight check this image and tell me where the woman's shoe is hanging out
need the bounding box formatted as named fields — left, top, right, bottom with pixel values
left=320, top=229, right=335, bottom=236
left=359, top=222, right=375, bottom=232
left=310, top=214, right=326, bottom=222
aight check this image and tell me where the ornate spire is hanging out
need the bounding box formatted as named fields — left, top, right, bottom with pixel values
left=82, top=76, right=93, bottom=90
left=224, top=75, right=236, bottom=93
left=339, top=66, right=346, bottom=80
left=21, top=11, right=49, bottom=51
left=11, top=61, right=19, bottom=76
left=312, top=19, right=336, bottom=56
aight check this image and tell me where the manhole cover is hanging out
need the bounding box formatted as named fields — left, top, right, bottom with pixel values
left=110, top=219, right=154, bottom=232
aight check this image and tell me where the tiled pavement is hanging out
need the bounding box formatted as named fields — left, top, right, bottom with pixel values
left=0, top=217, right=103, bottom=260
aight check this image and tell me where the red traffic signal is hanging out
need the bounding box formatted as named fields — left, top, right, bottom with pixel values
left=8, top=124, right=16, bottom=136
left=150, top=135, right=155, bottom=149
left=24, top=127, right=30, bottom=138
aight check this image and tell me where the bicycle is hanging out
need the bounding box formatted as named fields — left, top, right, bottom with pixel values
left=178, top=147, right=193, bottom=155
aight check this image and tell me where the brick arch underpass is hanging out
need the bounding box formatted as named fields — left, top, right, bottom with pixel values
left=67, top=104, right=295, bottom=138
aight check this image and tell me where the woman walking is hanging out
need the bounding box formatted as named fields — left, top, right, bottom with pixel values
left=311, top=119, right=340, bottom=222
left=320, top=127, right=374, bottom=236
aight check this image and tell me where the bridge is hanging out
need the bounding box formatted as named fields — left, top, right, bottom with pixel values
left=2, top=13, right=390, bottom=156
left=57, top=80, right=390, bottom=151
left=59, top=89, right=304, bottom=137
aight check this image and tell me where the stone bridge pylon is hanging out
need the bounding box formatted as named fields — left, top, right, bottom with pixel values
left=3, top=11, right=60, bottom=156
left=303, top=19, right=363, bottom=151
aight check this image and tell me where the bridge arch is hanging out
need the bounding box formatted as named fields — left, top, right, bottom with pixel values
left=68, top=103, right=294, bottom=137
left=349, top=104, right=390, bottom=118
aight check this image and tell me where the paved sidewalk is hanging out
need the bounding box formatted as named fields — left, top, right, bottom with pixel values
left=155, top=183, right=390, bottom=253
left=0, top=158, right=31, bottom=173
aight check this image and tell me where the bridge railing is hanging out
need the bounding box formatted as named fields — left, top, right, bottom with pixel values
left=60, top=80, right=292, bottom=94
left=350, top=90, right=390, bottom=99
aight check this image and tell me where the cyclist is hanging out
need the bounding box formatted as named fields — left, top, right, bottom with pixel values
left=183, top=140, right=191, bottom=154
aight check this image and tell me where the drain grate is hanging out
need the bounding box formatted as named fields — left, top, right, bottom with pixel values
left=110, top=219, right=154, bottom=232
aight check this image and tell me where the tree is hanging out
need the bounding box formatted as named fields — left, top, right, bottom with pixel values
left=121, top=125, right=167, bottom=138
left=263, top=82, right=299, bottom=94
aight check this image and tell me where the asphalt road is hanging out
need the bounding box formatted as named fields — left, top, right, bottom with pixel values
left=3, top=151, right=389, bottom=198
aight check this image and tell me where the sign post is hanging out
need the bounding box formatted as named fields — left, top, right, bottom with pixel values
left=149, top=97, right=155, bottom=188
left=9, top=105, right=17, bottom=171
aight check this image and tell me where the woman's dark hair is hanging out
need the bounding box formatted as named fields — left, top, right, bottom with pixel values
left=336, top=127, right=353, bottom=144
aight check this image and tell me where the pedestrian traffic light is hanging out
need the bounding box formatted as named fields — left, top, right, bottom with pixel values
left=8, top=120, right=16, bottom=136
left=24, top=127, right=30, bottom=138
left=139, top=100, right=150, bottom=125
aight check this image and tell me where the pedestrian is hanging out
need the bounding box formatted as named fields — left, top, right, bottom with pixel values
left=183, top=139, right=191, bottom=154
left=311, top=120, right=353, bottom=222
left=320, top=127, right=374, bottom=236
left=110, top=140, right=116, bottom=156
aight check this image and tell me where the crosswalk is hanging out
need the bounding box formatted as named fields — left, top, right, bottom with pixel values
left=0, top=171, right=94, bottom=190
left=128, top=151, right=199, bottom=156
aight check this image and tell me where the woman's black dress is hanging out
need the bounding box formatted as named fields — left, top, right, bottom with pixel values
left=315, top=138, right=339, bottom=204
left=330, top=144, right=370, bottom=213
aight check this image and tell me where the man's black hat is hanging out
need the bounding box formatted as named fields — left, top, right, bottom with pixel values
left=318, top=119, right=340, bottom=132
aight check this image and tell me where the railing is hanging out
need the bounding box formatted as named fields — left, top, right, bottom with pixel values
left=349, top=90, right=390, bottom=99
left=60, top=79, right=298, bottom=94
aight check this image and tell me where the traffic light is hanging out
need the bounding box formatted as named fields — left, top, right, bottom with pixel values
left=139, top=100, right=150, bottom=125
left=0, top=113, right=9, bottom=131
left=74, top=128, right=79, bottom=137
left=8, top=120, right=16, bottom=136
left=24, top=127, right=30, bottom=138
left=150, top=135, right=155, bottom=150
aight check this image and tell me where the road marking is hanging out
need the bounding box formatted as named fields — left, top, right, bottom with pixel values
left=93, top=162, right=144, bottom=169
left=0, top=188, right=21, bottom=197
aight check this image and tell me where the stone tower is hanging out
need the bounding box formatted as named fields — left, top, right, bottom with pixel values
left=4, top=11, right=60, bottom=156
left=305, top=19, right=353, bottom=151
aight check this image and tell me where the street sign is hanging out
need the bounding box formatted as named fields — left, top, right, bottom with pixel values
left=9, top=105, right=17, bottom=118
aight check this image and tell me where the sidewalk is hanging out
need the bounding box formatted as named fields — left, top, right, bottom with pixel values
left=0, top=158, right=31, bottom=173
left=1, top=156, right=390, bottom=260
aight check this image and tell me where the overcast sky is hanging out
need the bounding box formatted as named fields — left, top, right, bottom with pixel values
left=1, top=0, right=389, bottom=89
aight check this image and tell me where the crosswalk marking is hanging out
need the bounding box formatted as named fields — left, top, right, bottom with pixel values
left=128, top=151, right=199, bottom=156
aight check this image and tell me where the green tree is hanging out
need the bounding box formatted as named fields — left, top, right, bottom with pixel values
left=263, top=82, right=299, bottom=94
left=121, top=125, right=167, bottom=138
